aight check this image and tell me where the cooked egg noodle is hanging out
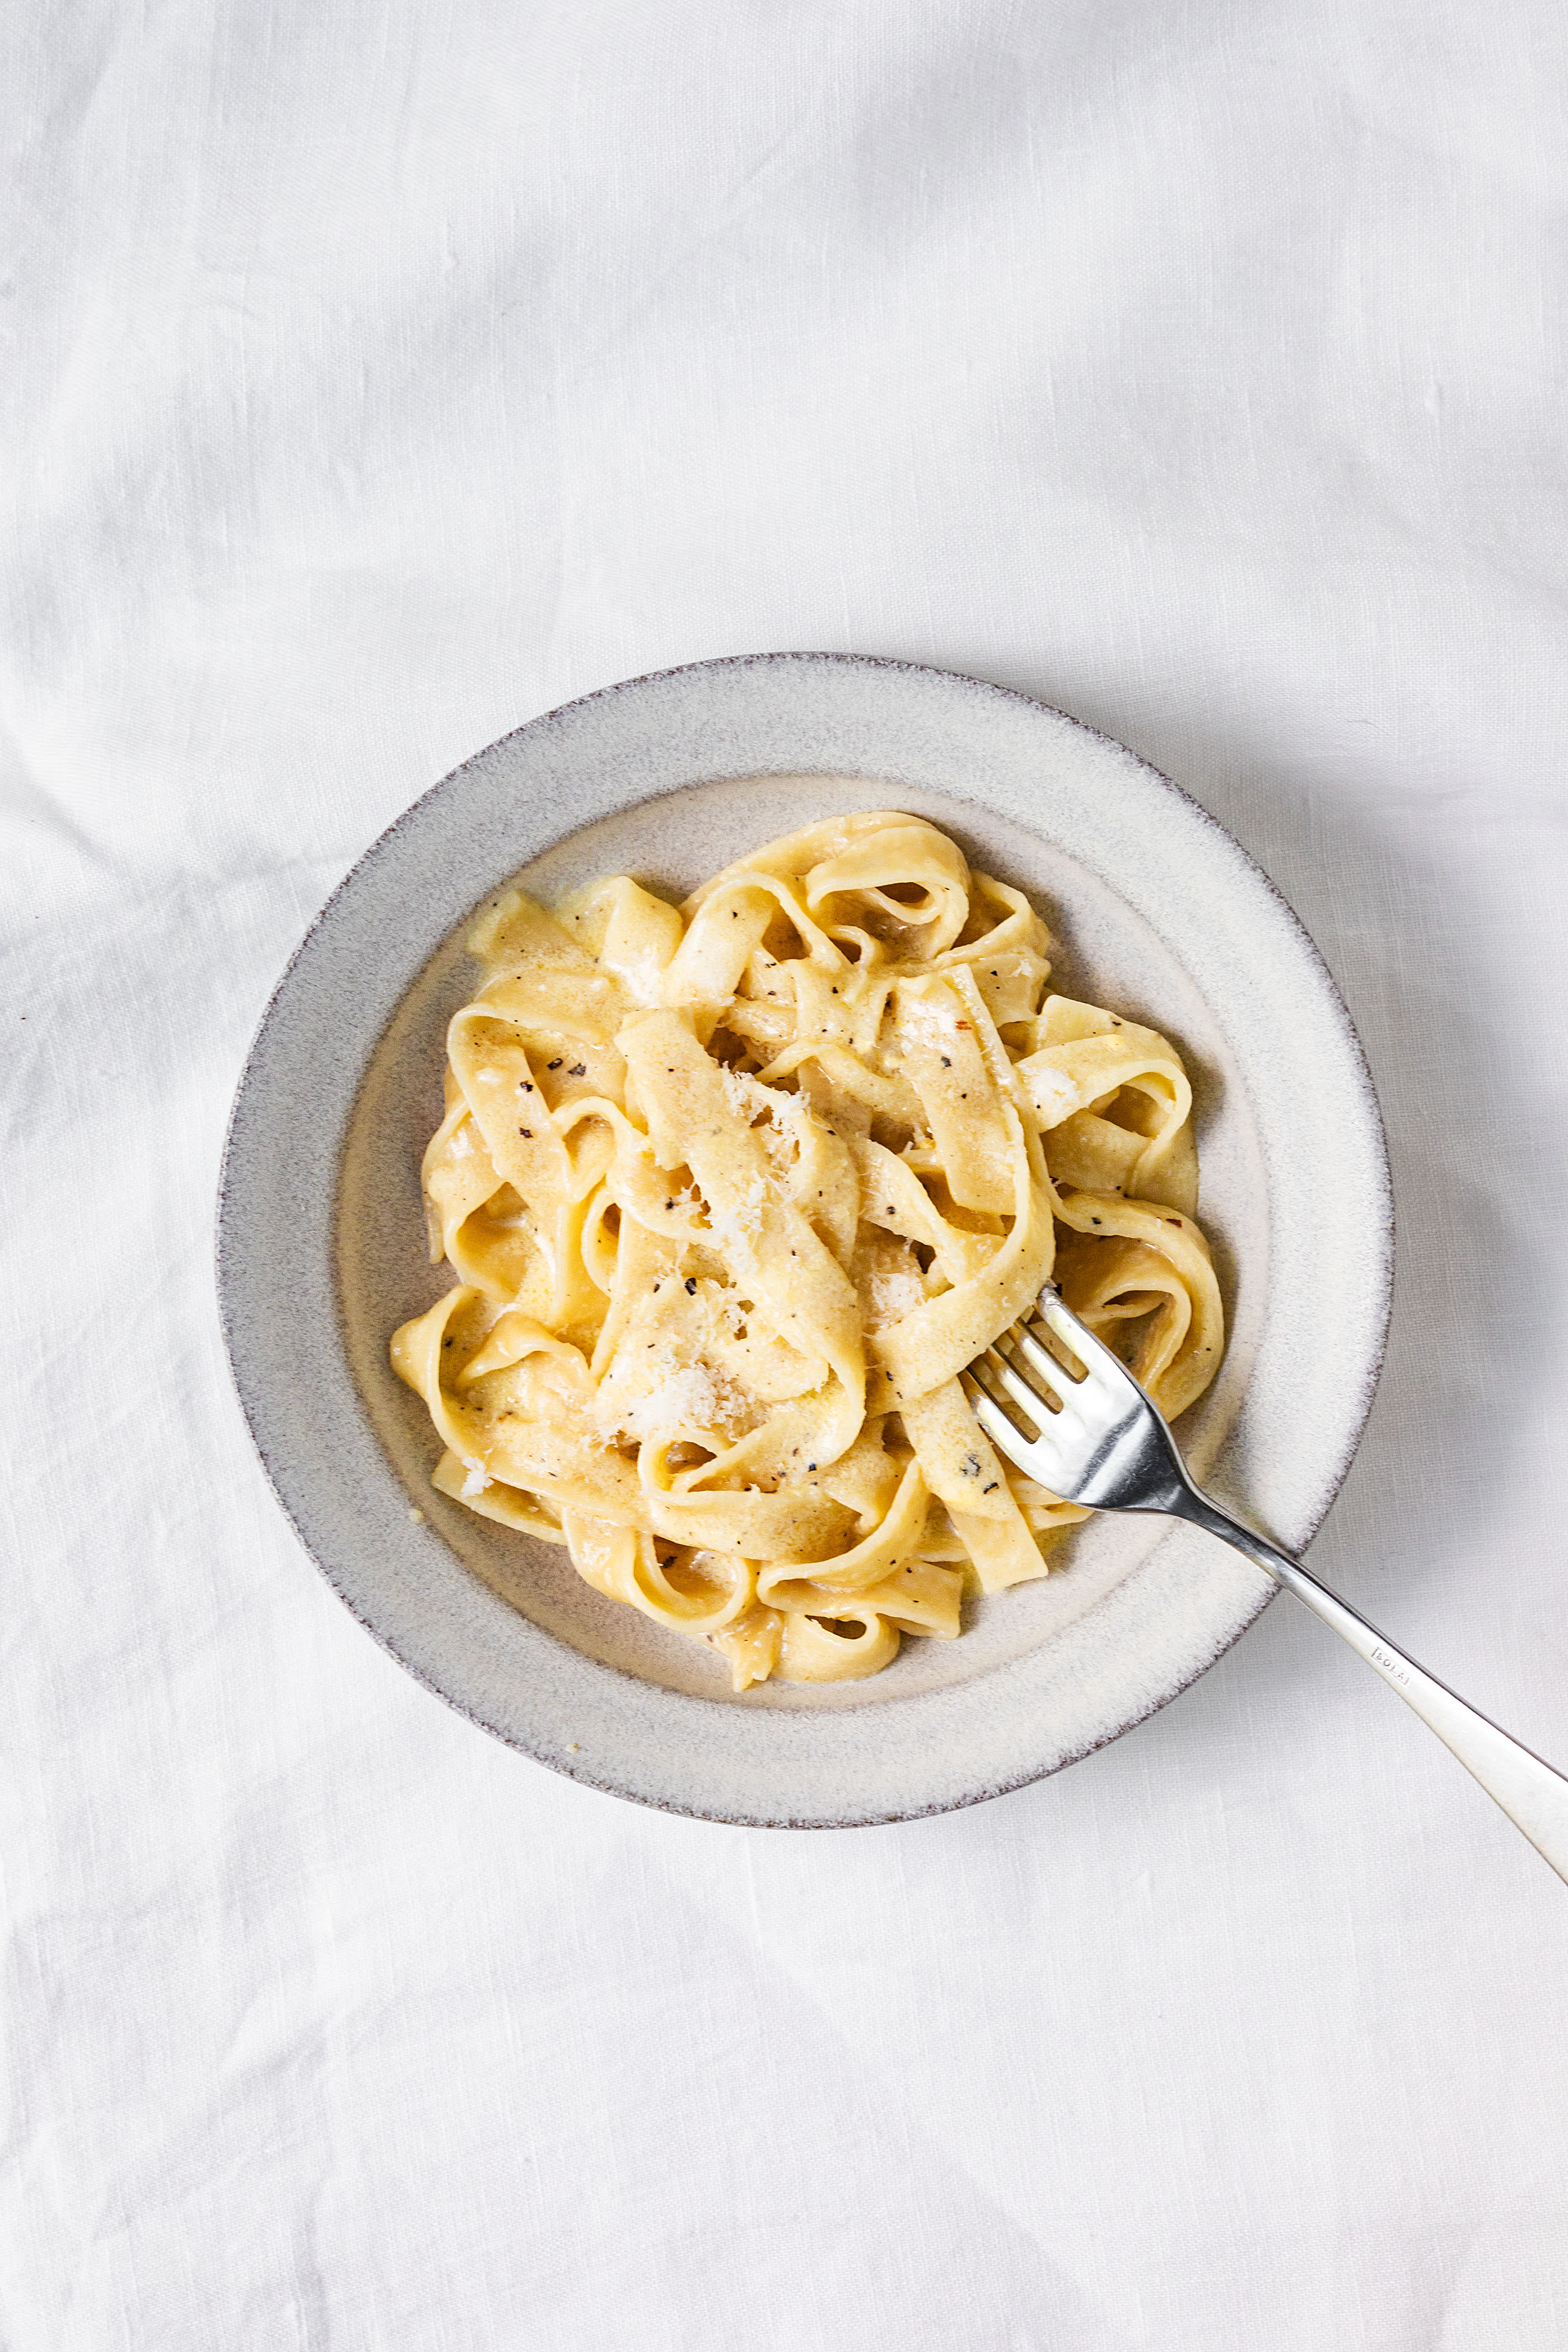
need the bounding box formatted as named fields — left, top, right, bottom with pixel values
left=392, top=813, right=1224, bottom=1687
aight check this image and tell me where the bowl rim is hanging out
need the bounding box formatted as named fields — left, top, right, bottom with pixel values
left=216, top=651, right=1393, bottom=1824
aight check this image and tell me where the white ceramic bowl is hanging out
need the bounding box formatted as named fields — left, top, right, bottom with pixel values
left=218, top=654, right=1391, bottom=1825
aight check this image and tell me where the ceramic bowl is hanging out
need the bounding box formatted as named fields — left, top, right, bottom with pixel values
left=218, top=654, right=1391, bottom=1825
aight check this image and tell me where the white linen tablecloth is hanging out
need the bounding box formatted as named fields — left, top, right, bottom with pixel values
left=6, top=4, right=1567, bottom=2345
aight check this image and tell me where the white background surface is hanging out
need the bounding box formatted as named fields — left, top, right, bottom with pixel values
left=6, top=3, right=1568, bottom=2345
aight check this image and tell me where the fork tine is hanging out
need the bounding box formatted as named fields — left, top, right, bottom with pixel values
left=983, top=1342, right=1065, bottom=1429
left=964, top=1360, right=1030, bottom=1439
left=999, top=1321, right=1075, bottom=1403
left=1032, top=1289, right=1136, bottom=1390
left=965, top=1352, right=1019, bottom=1416
left=969, top=1384, right=1045, bottom=1468
left=992, top=1317, right=1081, bottom=1402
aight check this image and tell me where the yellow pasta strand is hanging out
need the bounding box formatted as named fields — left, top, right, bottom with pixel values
left=391, top=814, right=1224, bottom=1687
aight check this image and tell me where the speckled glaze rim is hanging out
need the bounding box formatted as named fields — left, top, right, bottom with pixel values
left=217, top=654, right=1393, bottom=1826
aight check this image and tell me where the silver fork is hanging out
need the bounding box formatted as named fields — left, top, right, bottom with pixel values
left=968, top=1291, right=1568, bottom=1885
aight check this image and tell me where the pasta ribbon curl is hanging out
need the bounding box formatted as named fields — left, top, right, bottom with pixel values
left=392, top=815, right=1224, bottom=1685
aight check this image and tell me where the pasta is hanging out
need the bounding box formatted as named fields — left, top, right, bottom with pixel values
left=391, top=813, right=1224, bottom=1688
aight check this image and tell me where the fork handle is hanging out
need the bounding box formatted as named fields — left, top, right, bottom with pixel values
left=1177, top=1488, right=1568, bottom=1887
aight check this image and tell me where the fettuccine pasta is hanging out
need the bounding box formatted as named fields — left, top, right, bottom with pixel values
left=391, top=813, right=1223, bottom=1687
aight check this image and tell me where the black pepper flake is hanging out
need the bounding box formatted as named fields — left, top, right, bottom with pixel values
left=568, top=1063, right=586, bottom=1077
left=983, top=1482, right=998, bottom=1494
left=1091, top=1216, right=1102, bottom=1225
left=940, top=1055, right=952, bottom=1067
left=547, top=1058, right=562, bottom=1070
left=806, top=1462, right=816, bottom=1472
left=520, top=1126, right=532, bottom=1137
left=664, top=1198, right=675, bottom=1211
left=684, top=1277, right=697, bottom=1295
